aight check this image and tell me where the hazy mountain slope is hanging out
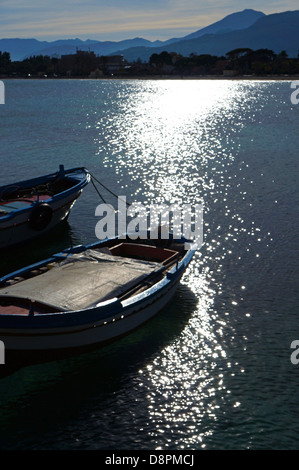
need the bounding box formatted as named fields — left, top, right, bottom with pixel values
left=182, top=9, right=265, bottom=40
left=1, top=10, right=298, bottom=62
left=0, top=9, right=268, bottom=60
left=0, top=37, right=164, bottom=61
left=33, top=38, right=164, bottom=59
left=0, top=38, right=49, bottom=60
left=118, top=11, right=299, bottom=61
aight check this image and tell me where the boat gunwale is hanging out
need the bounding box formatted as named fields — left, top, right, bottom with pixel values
left=0, top=167, right=90, bottom=222
left=0, top=236, right=195, bottom=330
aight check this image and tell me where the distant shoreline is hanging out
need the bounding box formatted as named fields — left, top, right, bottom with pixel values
left=2, top=74, right=299, bottom=81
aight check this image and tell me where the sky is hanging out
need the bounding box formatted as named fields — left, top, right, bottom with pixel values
left=0, top=0, right=298, bottom=42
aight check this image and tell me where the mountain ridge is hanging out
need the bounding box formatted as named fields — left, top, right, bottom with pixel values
left=1, top=9, right=298, bottom=61
left=180, top=9, right=265, bottom=40
left=115, top=10, right=299, bottom=61
left=0, top=9, right=267, bottom=60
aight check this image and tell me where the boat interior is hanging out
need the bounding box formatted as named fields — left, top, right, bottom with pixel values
left=0, top=238, right=187, bottom=317
left=0, top=175, right=79, bottom=217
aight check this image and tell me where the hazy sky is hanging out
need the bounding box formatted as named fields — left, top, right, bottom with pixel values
left=1, top=0, right=298, bottom=41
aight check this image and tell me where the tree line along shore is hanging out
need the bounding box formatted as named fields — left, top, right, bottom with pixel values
left=1, top=47, right=299, bottom=79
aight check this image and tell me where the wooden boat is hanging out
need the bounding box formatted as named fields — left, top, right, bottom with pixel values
left=0, top=165, right=90, bottom=249
left=0, top=234, right=196, bottom=366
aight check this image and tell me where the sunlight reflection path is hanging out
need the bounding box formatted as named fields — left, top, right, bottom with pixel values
left=93, top=79, right=270, bottom=448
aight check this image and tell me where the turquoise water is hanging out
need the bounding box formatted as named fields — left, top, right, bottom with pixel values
left=0, top=79, right=298, bottom=450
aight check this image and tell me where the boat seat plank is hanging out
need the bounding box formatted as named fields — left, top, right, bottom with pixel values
left=0, top=201, right=31, bottom=213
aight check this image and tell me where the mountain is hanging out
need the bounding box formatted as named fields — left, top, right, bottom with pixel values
left=34, top=38, right=164, bottom=60
left=179, top=9, right=265, bottom=40
left=0, top=38, right=49, bottom=61
left=0, top=9, right=266, bottom=60
left=33, top=38, right=99, bottom=57
left=0, top=38, right=97, bottom=61
left=0, top=37, right=164, bottom=61
left=1, top=10, right=298, bottom=62
left=116, top=10, right=299, bottom=62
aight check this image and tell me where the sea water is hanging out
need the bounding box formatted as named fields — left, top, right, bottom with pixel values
left=0, top=78, right=298, bottom=450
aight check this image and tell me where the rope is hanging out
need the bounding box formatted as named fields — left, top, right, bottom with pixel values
left=90, top=172, right=132, bottom=207
left=90, top=177, right=107, bottom=204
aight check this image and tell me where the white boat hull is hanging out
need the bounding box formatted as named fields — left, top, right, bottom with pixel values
left=0, top=191, right=81, bottom=249
left=0, top=235, right=195, bottom=371
left=1, top=276, right=181, bottom=355
left=0, top=166, right=90, bottom=250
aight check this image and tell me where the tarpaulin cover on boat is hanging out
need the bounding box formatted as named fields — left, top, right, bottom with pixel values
left=0, top=249, right=160, bottom=311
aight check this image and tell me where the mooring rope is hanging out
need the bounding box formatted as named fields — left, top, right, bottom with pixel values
left=90, top=177, right=107, bottom=204
left=90, top=172, right=132, bottom=207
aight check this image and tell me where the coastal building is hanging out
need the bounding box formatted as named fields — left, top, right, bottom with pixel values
left=59, top=50, right=127, bottom=77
